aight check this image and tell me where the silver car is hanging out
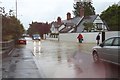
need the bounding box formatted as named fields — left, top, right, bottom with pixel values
left=32, top=34, right=41, bottom=41
left=92, top=37, right=120, bottom=65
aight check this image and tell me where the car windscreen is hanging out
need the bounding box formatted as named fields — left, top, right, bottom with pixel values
left=33, top=34, right=40, bottom=37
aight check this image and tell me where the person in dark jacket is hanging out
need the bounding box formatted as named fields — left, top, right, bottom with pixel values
left=96, top=33, right=100, bottom=45
left=77, top=34, right=83, bottom=43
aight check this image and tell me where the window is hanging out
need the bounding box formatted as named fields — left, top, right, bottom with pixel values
left=103, top=38, right=114, bottom=46
left=96, top=23, right=102, bottom=30
left=113, top=38, right=120, bottom=46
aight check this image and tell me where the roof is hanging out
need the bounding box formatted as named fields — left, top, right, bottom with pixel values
left=83, top=15, right=98, bottom=23
left=59, top=17, right=83, bottom=33
left=62, top=17, right=82, bottom=25
left=51, top=15, right=107, bottom=33
left=76, top=15, right=98, bottom=33
left=51, top=22, right=62, bottom=28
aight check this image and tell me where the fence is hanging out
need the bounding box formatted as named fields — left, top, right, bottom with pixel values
left=0, top=40, right=15, bottom=55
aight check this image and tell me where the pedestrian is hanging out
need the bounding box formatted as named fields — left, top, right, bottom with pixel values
left=77, top=34, right=83, bottom=43
left=96, top=33, right=100, bottom=45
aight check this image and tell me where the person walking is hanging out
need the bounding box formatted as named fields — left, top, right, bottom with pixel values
left=96, top=33, right=100, bottom=45
left=77, top=34, right=83, bottom=43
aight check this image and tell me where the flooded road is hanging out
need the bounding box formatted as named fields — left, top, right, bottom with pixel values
left=26, top=38, right=119, bottom=78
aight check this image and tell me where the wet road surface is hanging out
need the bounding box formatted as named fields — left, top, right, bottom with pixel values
left=2, top=38, right=41, bottom=78
left=2, top=37, right=120, bottom=78
left=29, top=38, right=119, bottom=78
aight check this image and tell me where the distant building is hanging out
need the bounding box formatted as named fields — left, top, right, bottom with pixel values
left=50, top=14, right=108, bottom=34
left=50, top=1, right=108, bottom=34
left=74, top=0, right=91, bottom=3
left=76, top=14, right=108, bottom=32
left=58, top=12, right=83, bottom=33
left=50, top=17, right=62, bottom=34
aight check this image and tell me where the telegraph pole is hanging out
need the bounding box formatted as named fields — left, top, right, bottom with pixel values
left=16, top=0, right=17, bottom=18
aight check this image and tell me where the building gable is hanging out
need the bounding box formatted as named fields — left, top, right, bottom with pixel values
left=93, top=16, right=103, bottom=24
left=76, top=15, right=108, bottom=32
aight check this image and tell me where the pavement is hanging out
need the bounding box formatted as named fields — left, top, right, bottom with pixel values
left=1, top=39, right=97, bottom=78
left=2, top=45, right=41, bottom=78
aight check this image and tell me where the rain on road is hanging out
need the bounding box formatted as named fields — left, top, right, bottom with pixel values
left=26, top=37, right=119, bottom=78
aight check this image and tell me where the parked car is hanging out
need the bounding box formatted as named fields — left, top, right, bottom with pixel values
left=92, top=37, right=120, bottom=65
left=18, top=38, right=26, bottom=44
left=32, top=34, right=41, bottom=41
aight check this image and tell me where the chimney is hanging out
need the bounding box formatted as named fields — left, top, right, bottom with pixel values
left=57, top=17, right=61, bottom=24
left=80, top=6, right=84, bottom=17
left=67, top=12, right=71, bottom=20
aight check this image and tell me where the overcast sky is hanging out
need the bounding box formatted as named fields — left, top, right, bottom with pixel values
left=0, top=0, right=119, bottom=30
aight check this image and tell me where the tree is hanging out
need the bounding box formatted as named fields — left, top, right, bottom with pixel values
left=2, top=8, right=25, bottom=41
left=27, top=22, right=50, bottom=38
left=83, top=22, right=94, bottom=32
left=100, top=4, right=119, bottom=31
left=73, top=2, right=95, bottom=17
left=0, top=7, right=5, bottom=15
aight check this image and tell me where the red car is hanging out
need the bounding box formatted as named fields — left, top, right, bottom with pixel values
left=18, top=38, right=26, bottom=44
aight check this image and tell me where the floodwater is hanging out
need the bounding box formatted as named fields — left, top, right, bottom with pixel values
left=25, top=37, right=119, bottom=78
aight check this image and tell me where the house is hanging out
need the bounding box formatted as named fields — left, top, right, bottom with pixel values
left=59, top=12, right=84, bottom=33
left=50, top=12, right=84, bottom=34
left=50, top=1, right=108, bottom=34
left=50, top=21, right=60, bottom=38
left=76, top=15, right=108, bottom=32
left=93, top=15, right=108, bottom=31
left=50, top=17, right=62, bottom=38
left=50, top=14, right=108, bottom=34
left=50, top=22, right=59, bottom=34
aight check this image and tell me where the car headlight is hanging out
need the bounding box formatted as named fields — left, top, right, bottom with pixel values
left=38, top=37, right=40, bottom=39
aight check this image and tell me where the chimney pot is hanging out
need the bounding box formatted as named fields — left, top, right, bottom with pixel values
left=57, top=17, right=61, bottom=24
left=67, top=12, right=71, bottom=20
left=80, top=6, right=84, bottom=17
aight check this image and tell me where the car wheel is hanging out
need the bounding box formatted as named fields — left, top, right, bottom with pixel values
left=93, top=51, right=100, bottom=63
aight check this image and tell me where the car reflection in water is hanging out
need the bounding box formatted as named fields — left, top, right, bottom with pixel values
left=33, top=40, right=41, bottom=56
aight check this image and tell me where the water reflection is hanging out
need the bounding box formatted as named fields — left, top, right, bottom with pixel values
left=57, top=52, right=61, bottom=63
left=33, top=41, right=41, bottom=56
